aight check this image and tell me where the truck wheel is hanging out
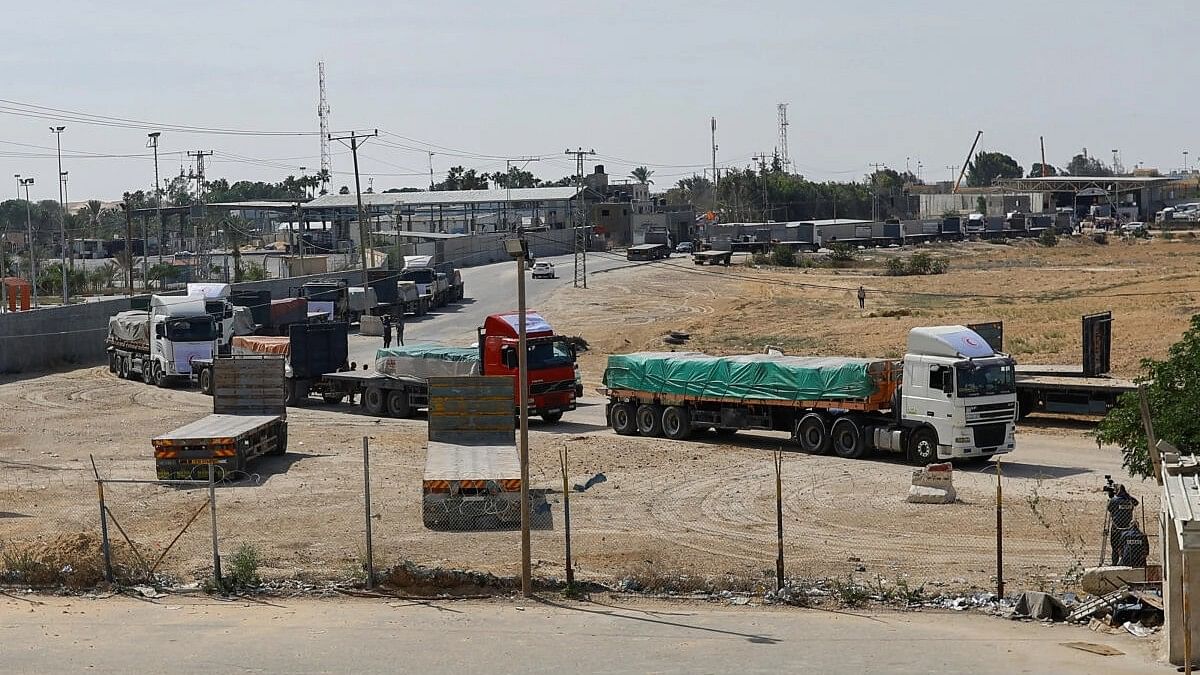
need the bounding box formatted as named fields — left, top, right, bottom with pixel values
left=108, top=353, right=117, bottom=374
left=609, top=403, right=636, bottom=435
left=795, top=413, right=829, bottom=455
left=635, top=404, right=664, bottom=437
left=387, top=390, right=412, bottom=418
left=364, top=387, right=386, bottom=415
left=322, top=392, right=345, bottom=405
left=907, top=427, right=939, bottom=465
left=542, top=410, right=563, bottom=424
left=199, top=368, right=213, bottom=396
left=118, top=356, right=131, bottom=380
left=141, top=362, right=154, bottom=385
left=661, top=406, right=692, bottom=440
left=153, top=363, right=167, bottom=388
left=830, top=417, right=865, bottom=459
left=1017, top=392, right=1036, bottom=421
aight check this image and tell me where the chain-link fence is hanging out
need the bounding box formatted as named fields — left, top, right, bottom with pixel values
left=0, top=440, right=1160, bottom=598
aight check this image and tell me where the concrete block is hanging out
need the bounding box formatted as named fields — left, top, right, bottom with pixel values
left=360, top=315, right=383, bottom=337
left=907, top=463, right=956, bottom=503
left=907, top=484, right=957, bottom=504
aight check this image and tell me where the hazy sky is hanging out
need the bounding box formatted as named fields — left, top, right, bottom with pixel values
left=1, top=0, right=1194, bottom=201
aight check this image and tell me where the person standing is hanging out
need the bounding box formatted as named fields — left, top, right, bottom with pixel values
left=857, top=285, right=866, bottom=310
left=1107, top=485, right=1140, bottom=565
left=381, top=315, right=393, bottom=349
left=395, top=312, right=405, bottom=346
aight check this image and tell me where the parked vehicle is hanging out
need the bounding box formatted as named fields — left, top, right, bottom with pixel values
left=693, top=250, right=732, bottom=266
left=1121, top=221, right=1148, bottom=235
left=187, top=282, right=255, bottom=353
left=298, top=280, right=349, bottom=321
left=675, top=241, right=694, bottom=253
left=602, top=325, right=1017, bottom=464
left=107, top=295, right=217, bottom=387
left=152, top=355, right=287, bottom=480
left=193, top=321, right=349, bottom=405
left=531, top=261, right=556, bottom=278
left=627, top=243, right=671, bottom=261
left=964, top=213, right=986, bottom=236
left=400, top=256, right=451, bottom=308
left=320, top=311, right=578, bottom=423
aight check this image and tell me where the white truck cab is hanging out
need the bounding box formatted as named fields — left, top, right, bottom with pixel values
left=149, top=296, right=218, bottom=378
left=901, top=326, right=1017, bottom=460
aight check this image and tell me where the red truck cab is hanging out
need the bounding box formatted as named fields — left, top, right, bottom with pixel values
left=478, top=311, right=577, bottom=423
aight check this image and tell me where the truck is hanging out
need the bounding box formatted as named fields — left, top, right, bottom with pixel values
left=107, top=295, right=218, bottom=387
left=627, top=243, right=671, bottom=261
left=152, top=355, right=287, bottom=481
left=193, top=321, right=350, bottom=404
left=399, top=256, right=452, bottom=309
left=366, top=269, right=429, bottom=317
left=319, top=311, right=578, bottom=423
left=964, top=213, right=986, bottom=237
left=602, top=325, right=1018, bottom=464
left=970, top=313, right=1137, bottom=419
left=422, top=376, right=523, bottom=529
left=187, top=282, right=255, bottom=353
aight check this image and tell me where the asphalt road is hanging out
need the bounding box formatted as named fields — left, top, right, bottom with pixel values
left=0, top=596, right=1158, bottom=674
left=345, top=252, right=628, bottom=367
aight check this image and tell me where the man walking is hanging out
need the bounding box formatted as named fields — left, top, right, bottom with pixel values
left=395, top=313, right=405, bottom=346
left=857, top=285, right=866, bottom=310
left=382, top=315, right=393, bottom=349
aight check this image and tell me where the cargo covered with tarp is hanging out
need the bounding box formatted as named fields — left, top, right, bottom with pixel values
left=232, top=336, right=290, bottom=356
left=376, top=344, right=481, bottom=381
left=107, top=311, right=150, bottom=345
left=603, top=352, right=888, bottom=403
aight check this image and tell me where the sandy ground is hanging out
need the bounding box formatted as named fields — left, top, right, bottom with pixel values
left=0, top=237, right=1181, bottom=591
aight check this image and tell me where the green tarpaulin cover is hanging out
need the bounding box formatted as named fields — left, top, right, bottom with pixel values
left=375, top=344, right=481, bottom=379
left=603, top=352, right=879, bottom=402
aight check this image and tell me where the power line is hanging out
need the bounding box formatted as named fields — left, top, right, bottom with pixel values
left=0, top=99, right=317, bottom=136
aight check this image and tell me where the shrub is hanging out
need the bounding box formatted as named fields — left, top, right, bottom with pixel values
left=1092, top=232, right=1108, bottom=245
left=769, top=245, right=796, bottom=267
left=1039, top=229, right=1059, bottom=247
left=884, top=253, right=949, bottom=276
left=906, top=251, right=932, bottom=275
left=227, top=543, right=261, bottom=589
left=828, top=243, right=856, bottom=262
left=884, top=257, right=907, bottom=276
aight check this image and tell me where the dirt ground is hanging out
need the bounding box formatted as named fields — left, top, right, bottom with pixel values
left=1, top=236, right=1183, bottom=592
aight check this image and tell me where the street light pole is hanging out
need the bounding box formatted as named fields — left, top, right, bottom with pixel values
left=20, top=177, right=38, bottom=308
left=148, top=132, right=163, bottom=267
left=51, top=126, right=67, bottom=304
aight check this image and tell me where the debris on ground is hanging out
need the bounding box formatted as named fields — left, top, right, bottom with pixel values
left=573, top=473, right=607, bottom=492
left=1060, top=641, right=1125, bottom=656
left=1011, top=591, right=1068, bottom=621
left=1065, top=586, right=1162, bottom=637
left=906, top=463, right=956, bottom=504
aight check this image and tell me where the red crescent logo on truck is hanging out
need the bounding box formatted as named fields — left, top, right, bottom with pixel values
left=964, top=337, right=978, bottom=347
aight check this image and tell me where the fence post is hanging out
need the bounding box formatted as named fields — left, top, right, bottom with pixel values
left=362, top=436, right=375, bottom=589
left=995, top=457, right=1004, bottom=599
left=90, top=456, right=113, bottom=583
left=775, top=449, right=785, bottom=592
left=559, top=445, right=573, bottom=589
left=209, top=463, right=222, bottom=592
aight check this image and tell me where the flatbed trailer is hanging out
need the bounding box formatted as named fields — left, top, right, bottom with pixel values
left=152, top=356, right=287, bottom=480
left=422, top=376, right=523, bottom=529
left=321, top=370, right=430, bottom=417
left=693, top=250, right=733, bottom=266
left=1015, top=364, right=1136, bottom=418
left=627, top=243, right=671, bottom=261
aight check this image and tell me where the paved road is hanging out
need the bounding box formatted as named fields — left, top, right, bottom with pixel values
left=0, top=595, right=1159, bottom=674
left=346, top=252, right=628, bottom=366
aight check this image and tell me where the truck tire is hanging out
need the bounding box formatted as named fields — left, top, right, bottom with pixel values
left=364, top=387, right=386, bottom=416
left=199, top=368, right=214, bottom=396
left=542, top=410, right=563, bottom=424
left=795, top=413, right=829, bottom=455
left=141, top=362, right=154, bottom=385
left=907, top=427, right=939, bottom=465
left=610, top=403, right=636, bottom=435
left=636, top=404, right=664, bottom=437
left=661, top=406, right=692, bottom=440
left=108, top=353, right=117, bottom=374
left=830, top=417, right=866, bottom=459
left=1017, top=392, right=1036, bottom=421
left=387, top=390, right=412, bottom=418
left=153, top=362, right=167, bottom=388
left=118, top=356, right=131, bottom=380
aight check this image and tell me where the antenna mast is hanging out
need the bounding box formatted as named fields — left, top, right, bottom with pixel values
left=776, top=103, right=790, bottom=171
left=318, top=61, right=332, bottom=195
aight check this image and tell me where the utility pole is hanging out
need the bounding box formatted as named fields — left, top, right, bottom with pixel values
left=329, top=129, right=379, bottom=290
left=753, top=152, right=771, bottom=221
left=188, top=150, right=213, bottom=283
left=122, top=203, right=133, bottom=297
left=20, top=177, right=37, bottom=307
left=1040, top=136, right=1047, bottom=177
left=61, top=171, right=70, bottom=275
left=710, top=117, right=719, bottom=227
left=565, top=147, right=596, bottom=289
left=868, top=163, right=886, bottom=221
left=147, top=132, right=162, bottom=280
left=428, top=152, right=436, bottom=190
left=50, top=126, right=67, bottom=304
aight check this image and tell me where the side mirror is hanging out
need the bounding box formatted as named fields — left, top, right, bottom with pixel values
left=154, top=324, right=165, bottom=338
left=501, top=347, right=516, bottom=369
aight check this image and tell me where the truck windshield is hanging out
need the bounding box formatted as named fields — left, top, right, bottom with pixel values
left=528, top=341, right=574, bottom=370
left=165, top=317, right=217, bottom=342
left=955, top=362, right=1015, bottom=398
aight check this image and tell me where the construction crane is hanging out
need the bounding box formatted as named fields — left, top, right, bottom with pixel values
left=952, top=130, right=983, bottom=194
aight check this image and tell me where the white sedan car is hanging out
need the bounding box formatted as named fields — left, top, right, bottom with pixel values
left=531, top=261, right=556, bottom=279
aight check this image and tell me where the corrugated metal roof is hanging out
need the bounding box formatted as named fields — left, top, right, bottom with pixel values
left=305, top=187, right=580, bottom=209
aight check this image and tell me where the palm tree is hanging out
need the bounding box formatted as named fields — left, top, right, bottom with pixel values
left=84, top=200, right=103, bottom=240
left=630, top=166, right=654, bottom=185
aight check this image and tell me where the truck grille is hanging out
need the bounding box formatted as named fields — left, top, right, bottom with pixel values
left=967, top=402, right=1016, bottom=423
left=971, top=423, right=1008, bottom=448
left=530, top=380, right=575, bottom=396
